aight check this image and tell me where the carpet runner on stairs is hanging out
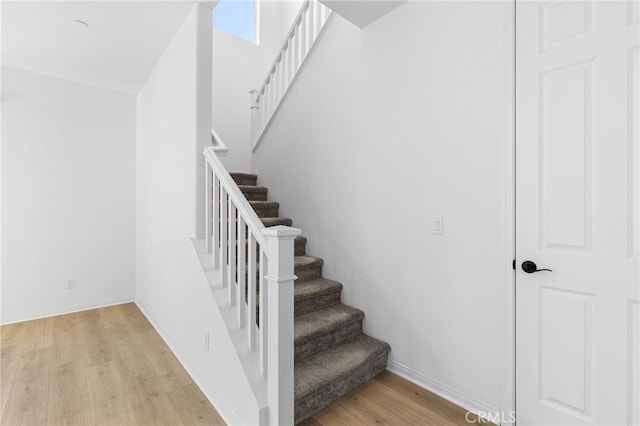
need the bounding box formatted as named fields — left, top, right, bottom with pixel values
left=231, top=172, right=391, bottom=424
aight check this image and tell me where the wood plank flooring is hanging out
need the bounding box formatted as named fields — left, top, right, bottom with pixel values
left=0, top=303, right=224, bottom=426
left=300, top=371, right=490, bottom=426
left=1, top=303, right=489, bottom=426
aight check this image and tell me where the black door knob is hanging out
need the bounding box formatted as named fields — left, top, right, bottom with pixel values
left=521, top=261, right=552, bottom=273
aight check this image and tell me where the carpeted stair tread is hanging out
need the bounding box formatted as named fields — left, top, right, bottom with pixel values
left=239, top=185, right=268, bottom=201
left=295, top=255, right=323, bottom=269
left=261, top=217, right=293, bottom=227
left=294, top=278, right=342, bottom=302
left=230, top=172, right=257, bottom=186
left=294, top=334, right=391, bottom=421
left=295, top=303, right=363, bottom=345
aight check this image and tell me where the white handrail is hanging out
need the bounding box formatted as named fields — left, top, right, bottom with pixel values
left=254, top=0, right=310, bottom=97
left=204, top=147, right=266, bottom=247
left=211, top=128, right=229, bottom=154
left=251, top=0, right=332, bottom=150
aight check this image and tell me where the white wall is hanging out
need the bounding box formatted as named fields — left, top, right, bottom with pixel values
left=212, top=0, right=301, bottom=172
left=252, top=1, right=510, bottom=413
left=1, top=67, right=136, bottom=323
left=136, top=5, right=261, bottom=423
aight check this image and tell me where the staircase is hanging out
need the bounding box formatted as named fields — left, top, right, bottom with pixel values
left=231, top=172, right=391, bottom=424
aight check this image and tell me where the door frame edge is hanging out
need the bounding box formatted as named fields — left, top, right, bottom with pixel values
left=500, top=0, right=517, bottom=424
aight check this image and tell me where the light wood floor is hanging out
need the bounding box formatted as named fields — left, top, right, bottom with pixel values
left=301, top=370, right=489, bottom=426
left=1, top=303, right=487, bottom=426
left=0, top=303, right=224, bottom=426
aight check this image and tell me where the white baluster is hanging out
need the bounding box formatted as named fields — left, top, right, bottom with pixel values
left=265, top=82, right=272, bottom=123
left=273, top=63, right=281, bottom=111
left=270, top=73, right=276, bottom=120
left=237, top=216, right=246, bottom=328
left=228, top=201, right=236, bottom=307
left=220, top=187, right=228, bottom=287
left=260, top=89, right=267, bottom=135
left=271, top=64, right=277, bottom=110
left=213, top=174, right=220, bottom=269
left=287, top=43, right=292, bottom=88
left=289, top=36, right=295, bottom=84
left=300, top=9, right=308, bottom=62
left=320, top=3, right=329, bottom=25
left=281, top=47, right=288, bottom=97
left=248, top=232, right=257, bottom=351
left=306, top=3, right=314, bottom=51
left=314, top=0, right=321, bottom=39
left=259, top=246, right=267, bottom=379
left=293, top=20, right=300, bottom=73
left=289, top=29, right=298, bottom=79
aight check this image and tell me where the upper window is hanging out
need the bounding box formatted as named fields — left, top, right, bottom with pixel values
left=213, top=0, right=257, bottom=43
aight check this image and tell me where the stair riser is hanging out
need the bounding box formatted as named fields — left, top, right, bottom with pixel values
left=294, top=239, right=306, bottom=256
left=295, top=320, right=362, bottom=362
left=260, top=290, right=341, bottom=319
left=234, top=179, right=257, bottom=186
left=295, top=291, right=340, bottom=317
left=231, top=175, right=257, bottom=186
left=295, top=352, right=389, bottom=424
left=247, top=255, right=316, bottom=276
left=242, top=191, right=268, bottom=201
left=252, top=205, right=279, bottom=218
left=295, top=265, right=323, bottom=283
left=239, top=236, right=304, bottom=259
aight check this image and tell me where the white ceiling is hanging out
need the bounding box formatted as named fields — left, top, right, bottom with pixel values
left=321, top=0, right=405, bottom=28
left=1, top=2, right=197, bottom=94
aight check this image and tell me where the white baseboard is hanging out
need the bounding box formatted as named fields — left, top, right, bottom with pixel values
left=387, top=359, right=499, bottom=422
left=0, top=298, right=135, bottom=325
left=134, top=301, right=243, bottom=426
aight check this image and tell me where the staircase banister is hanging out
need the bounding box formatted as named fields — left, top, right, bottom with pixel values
left=254, top=0, right=311, bottom=100
left=211, top=127, right=229, bottom=155
left=203, top=146, right=268, bottom=248
left=250, top=0, right=332, bottom=150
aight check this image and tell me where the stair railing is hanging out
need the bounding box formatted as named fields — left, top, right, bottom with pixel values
left=204, top=144, right=300, bottom=425
left=211, top=127, right=229, bottom=154
left=250, top=0, right=332, bottom=150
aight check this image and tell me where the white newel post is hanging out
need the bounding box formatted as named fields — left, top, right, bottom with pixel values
left=250, top=89, right=260, bottom=145
left=212, top=174, right=220, bottom=269
left=263, top=225, right=300, bottom=426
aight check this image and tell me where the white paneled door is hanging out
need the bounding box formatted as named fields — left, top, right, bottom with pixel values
left=516, top=1, right=640, bottom=425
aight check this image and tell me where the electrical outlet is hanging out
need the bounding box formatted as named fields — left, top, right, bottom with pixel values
left=203, top=330, right=210, bottom=351
left=65, top=278, right=76, bottom=290
left=432, top=216, right=443, bottom=235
